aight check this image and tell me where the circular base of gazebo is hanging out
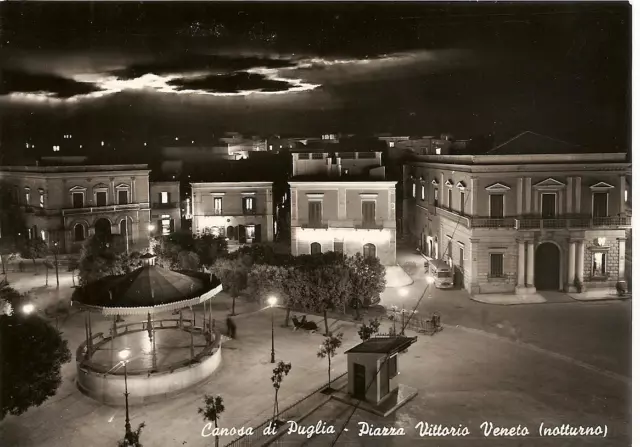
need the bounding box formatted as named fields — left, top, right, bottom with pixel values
left=76, top=323, right=222, bottom=406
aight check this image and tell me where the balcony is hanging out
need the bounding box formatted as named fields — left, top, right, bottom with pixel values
left=152, top=202, right=179, bottom=209
left=355, top=221, right=385, bottom=230
left=469, top=217, right=517, bottom=228
left=516, top=216, right=631, bottom=230
left=62, top=202, right=149, bottom=216
left=301, top=221, right=329, bottom=229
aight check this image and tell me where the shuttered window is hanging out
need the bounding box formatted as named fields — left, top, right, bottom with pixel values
left=309, top=201, right=322, bottom=226
left=489, top=194, right=504, bottom=218
left=362, top=201, right=376, bottom=226
left=489, top=253, right=504, bottom=277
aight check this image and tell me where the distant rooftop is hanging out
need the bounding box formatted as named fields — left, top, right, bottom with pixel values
left=0, top=164, right=149, bottom=173
left=345, top=336, right=417, bottom=355
left=485, top=131, right=615, bottom=155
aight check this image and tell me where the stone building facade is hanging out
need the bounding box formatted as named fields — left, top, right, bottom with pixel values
left=403, top=138, right=631, bottom=295
left=190, top=182, right=274, bottom=243
left=0, top=164, right=151, bottom=254
left=150, top=181, right=182, bottom=236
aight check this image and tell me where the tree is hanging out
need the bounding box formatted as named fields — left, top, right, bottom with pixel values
left=317, top=332, right=343, bottom=390
left=198, top=395, right=225, bottom=447
left=177, top=250, right=200, bottom=271
left=78, top=235, right=132, bottom=286
left=210, top=255, right=252, bottom=315
left=271, top=361, right=292, bottom=420
left=305, top=265, right=351, bottom=335
left=117, top=423, right=146, bottom=447
left=358, top=318, right=381, bottom=342
left=194, top=234, right=228, bottom=268
left=0, top=279, right=20, bottom=316
left=0, top=236, right=18, bottom=278
left=346, top=253, right=386, bottom=308
left=153, top=231, right=227, bottom=270
left=247, top=264, right=302, bottom=326
left=18, top=237, right=48, bottom=274
left=0, top=312, right=72, bottom=419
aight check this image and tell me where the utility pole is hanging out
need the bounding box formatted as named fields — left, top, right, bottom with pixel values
left=53, top=241, right=59, bottom=287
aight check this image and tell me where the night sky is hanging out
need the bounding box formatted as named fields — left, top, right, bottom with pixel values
left=0, top=2, right=631, bottom=149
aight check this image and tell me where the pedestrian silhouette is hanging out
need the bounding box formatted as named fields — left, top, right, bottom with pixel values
left=226, top=317, right=237, bottom=338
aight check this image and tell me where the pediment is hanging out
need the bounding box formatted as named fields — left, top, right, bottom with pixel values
left=485, top=182, right=511, bottom=192
left=590, top=181, right=615, bottom=190
left=444, top=180, right=454, bottom=188
left=115, top=183, right=130, bottom=189
left=69, top=185, right=87, bottom=192
left=93, top=183, right=109, bottom=189
left=533, top=177, right=565, bottom=189
left=431, top=179, right=439, bottom=186
left=456, top=181, right=467, bottom=189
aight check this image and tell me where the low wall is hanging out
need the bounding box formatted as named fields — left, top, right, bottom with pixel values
left=77, top=328, right=222, bottom=406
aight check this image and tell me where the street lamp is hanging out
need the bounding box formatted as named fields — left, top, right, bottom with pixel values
left=53, top=241, right=59, bottom=287
left=398, top=288, right=408, bottom=335
left=118, top=349, right=132, bottom=436
left=267, top=296, right=277, bottom=363
left=22, top=303, right=35, bottom=315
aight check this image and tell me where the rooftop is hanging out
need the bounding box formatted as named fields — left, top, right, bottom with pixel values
left=344, top=336, right=417, bottom=355
left=485, top=131, right=614, bottom=155
left=0, top=164, right=149, bottom=173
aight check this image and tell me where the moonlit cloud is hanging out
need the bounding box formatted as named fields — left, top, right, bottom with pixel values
left=0, top=50, right=471, bottom=103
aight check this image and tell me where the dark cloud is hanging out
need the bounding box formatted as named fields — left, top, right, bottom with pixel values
left=168, top=72, right=294, bottom=94
left=0, top=70, right=101, bottom=98
left=111, top=54, right=297, bottom=79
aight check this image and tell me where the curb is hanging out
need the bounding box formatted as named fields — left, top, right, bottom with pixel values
left=468, top=296, right=548, bottom=306
left=443, top=323, right=631, bottom=385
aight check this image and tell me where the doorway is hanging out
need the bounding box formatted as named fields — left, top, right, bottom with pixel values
left=534, top=242, right=561, bottom=290
left=354, top=363, right=366, bottom=399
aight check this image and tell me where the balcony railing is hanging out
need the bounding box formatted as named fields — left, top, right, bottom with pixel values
left=152, top=202, right=179, bottom=209
left=469, top=217, right=517, bottom=228
left=62, top=203, right=149, bottom=216
left=355, top=221, right=385, bottom=230
left=516, top=216, right=631, bottom=230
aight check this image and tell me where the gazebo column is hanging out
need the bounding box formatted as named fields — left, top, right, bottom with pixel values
left=111, top=316, right=117, bottom=367
left=208, top=300, right=212, bottom=333
left=179, top=309, right=183, bottom=328
left=84, top=313, right=90, bottom=360
left=87, top=312, right=93, bottom=355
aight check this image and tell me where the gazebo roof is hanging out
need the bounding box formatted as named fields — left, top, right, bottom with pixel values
left=72, top=259, right=222, bottom=315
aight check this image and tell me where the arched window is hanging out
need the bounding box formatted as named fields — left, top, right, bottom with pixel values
left=363, top=243, right=376, bottom=259
left=310, top=242, right=322, bottom=254
left=74, top=224, right=85, bottom=242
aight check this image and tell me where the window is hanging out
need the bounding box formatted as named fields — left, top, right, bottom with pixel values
left=246, top=225, right=256, bottom=240
left=459, top=246, right=465, bottom=268
left=96, top=191, right=107, bottom=207
left=160, top=191, right=169, bottom=204
left=334, top=241, right=344, bottom=253
left=489, top=253, right=504, bottom=277
left=489, top=194, right=504, bottom=218
left=74, top=224, right=85, bottom=241
left=420, top=185, right=425, bottom=201
left=25, top=189, right=31, bottom=205
left=39, top=191, right=45, bottom=208
left=72, top=192, right=84, bottom=208
left=310, top=242, right=322, bottom=254
left=592, top=193, right=608, bottom=218
left=213, top=197, right=223, bottom=215
left=389, top=141, right=395, bottom=148
left=118, top=190, right=128, bottom=205
left=434, top=189, right=439, bottom=207
left=435, top=148, right=442, bottom=155
left=447, top=189, right=453, bottom=210
left=362, top=201, right=376, bottom=226
left=592, top=252, right=606, bottom=276
left=243, top=197, right=255, bottom=214
left=541, top=193, right=556, bottom=218
left=309, top=201, right=322, bottom=226
left=388, top=355, right=398, bottom=378
left=460, top=191, right=466, bottom=215
left=161, top=214, right=171, bottom=235
left=363, top=243, right=377, bottom=259
left=412, top=183, right=416, bottom=198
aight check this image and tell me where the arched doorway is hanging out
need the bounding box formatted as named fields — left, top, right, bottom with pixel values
left=535, top=242, right=561, bottom=290
left=94, top=218, right=112, bottom=239
left=226, top=226, right=234, bottom=239
left=363, top=243, right=376, bottom=259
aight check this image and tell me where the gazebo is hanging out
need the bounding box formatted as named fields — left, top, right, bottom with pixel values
left=72, top=254, right=224, bottom=404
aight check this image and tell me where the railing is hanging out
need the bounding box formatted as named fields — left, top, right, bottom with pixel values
left=516, top=216, right=631, bottom=230
left=62, top=202, right=149, bottom=216
left=469, top=217, right=516, bottom=228
left=301, top=221, right=329, bottom=229
left=355, top=221, right=385, bottom=230
left=152, top=202, right=179, bottom=209
left=435, top=206, right=471, bottom=227
left=224, top=372, right=348, bottom=447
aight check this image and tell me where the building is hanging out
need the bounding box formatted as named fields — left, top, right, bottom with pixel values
left=289, top=151, right=397, bottom=265
left=0, top=164, right=151, bottom=254
left=149, top=181, right=182, bottom=236
left=190, top=182, right=274, bottom=243
left=403, top=131, right=632, bottom=295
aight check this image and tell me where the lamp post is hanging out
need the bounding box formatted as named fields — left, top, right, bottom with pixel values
left=398, top=288, right=408, bottom=335
left=53, top=241, right=59, bottom=288
left=119, top=349, right=132, bottom=437
left=22, top=303, right=58, bottom=330
left=267, top=296, right=277, bottom=363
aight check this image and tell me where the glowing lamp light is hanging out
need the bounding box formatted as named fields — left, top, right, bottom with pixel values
left=148, top=224, right=155, bottom=232
left=267, top=296, right=278, bottom=307
left=398, top=288, right=409, bottom=297
left=118, top=349, right=131, bottom=361
left=22, top=304, right=35, bottom=315
left=426, top=276, right=435, bottom=285
left=597, top=237, right=606, bottom=247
